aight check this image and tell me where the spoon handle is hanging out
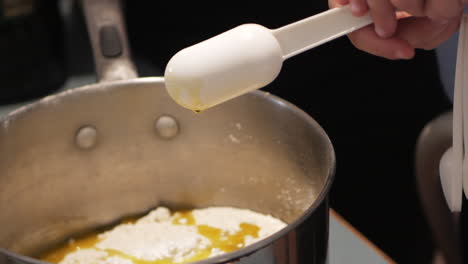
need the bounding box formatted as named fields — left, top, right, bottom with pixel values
left=439, top=15, right=468, bottom=212
left=272, top=6, right=372, bottom=59
left=460, top=15, right=468, bottom=200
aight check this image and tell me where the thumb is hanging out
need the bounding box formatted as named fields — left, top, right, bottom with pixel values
left=395, top=16, right=461, bottom=50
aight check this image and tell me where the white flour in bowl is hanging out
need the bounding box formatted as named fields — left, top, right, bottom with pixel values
left=41, top=207, right=287, bottom=264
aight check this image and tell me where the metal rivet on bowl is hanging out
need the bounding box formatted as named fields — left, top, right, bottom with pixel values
left=75, top=125, right=98, bottom=149
left=155, top=115, right=179, bottom=139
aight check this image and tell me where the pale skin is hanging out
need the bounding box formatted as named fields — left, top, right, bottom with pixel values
left=328, top=0, right=466, bottom=60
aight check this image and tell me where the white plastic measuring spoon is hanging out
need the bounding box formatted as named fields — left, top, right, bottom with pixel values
left=439, top=14, right=468, bottom=212
left=164, top=6, right=372, bottom=111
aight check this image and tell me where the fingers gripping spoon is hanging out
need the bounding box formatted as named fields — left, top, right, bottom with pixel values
left=439, top=15, right=468, bottom=212
left=164, top=6, right=372, bottom=112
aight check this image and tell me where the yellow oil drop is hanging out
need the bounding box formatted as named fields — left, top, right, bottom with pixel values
left=197, top=225, right=222, bottom=242
left=166, top=77, right=205, bottom=112
left=196, top=223, right=259, bottom=253
left=39, top=234, right=101, bottom=263
left=172, top=211, right=196, bottom=226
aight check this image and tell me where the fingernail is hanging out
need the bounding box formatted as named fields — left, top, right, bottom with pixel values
left=350, top=2, right=362, bottom=14
left=375, top=26, right=388, bottom=38
left=395, top=50, right=412, bottom=60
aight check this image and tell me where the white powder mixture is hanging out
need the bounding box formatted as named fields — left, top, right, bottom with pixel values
left=55, top=207, right=286, bottom=264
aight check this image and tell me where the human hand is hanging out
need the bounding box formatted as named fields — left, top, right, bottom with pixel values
left=329, top=0, right=465, bottom=60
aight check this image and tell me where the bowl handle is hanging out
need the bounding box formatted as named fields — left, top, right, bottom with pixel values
left=81, top=0, right=138, bottom=82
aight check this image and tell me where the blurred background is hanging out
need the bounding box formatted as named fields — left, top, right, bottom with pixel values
left=0, top=0, right=454, bottom=263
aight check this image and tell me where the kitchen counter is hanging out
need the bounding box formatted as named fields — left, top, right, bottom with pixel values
left=329, top=210, right=394, bottom=264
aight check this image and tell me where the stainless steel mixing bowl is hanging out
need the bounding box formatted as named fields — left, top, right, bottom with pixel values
left=0, top=1, right=335, bottom=263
